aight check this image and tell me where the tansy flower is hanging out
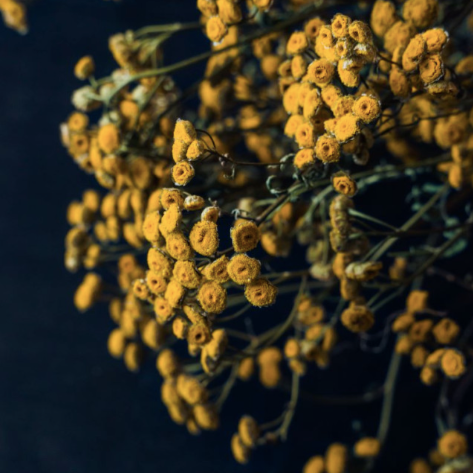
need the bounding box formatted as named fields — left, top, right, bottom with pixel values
left=172, top=140, right=188, bottom=163
left=189, top=221, right=219, bottom=256
left=297, top=82, right=315, bottom=109
left=146, top=271, right=167, bottom=295
left=160, top=203, right=182, bottom=236
left=197, top=0, right=218, bottom=17
left=392, top=313, right=415, bottom=332
left=283, top=83, right=301, bottom=115
left=174, top=119, right=196, bottom=145
left=440, top=349, right=466, bottom=379
left=238, top=416, right=260, bottom=448
left=74, top=56, right=95, bottom=80
left=315, top=134, right=341, bottom=163
left=411, top=345, right=429, bottom=368
left=352, top=95, right=381, bottom=123
left=284, top=114, right=304, bottom=138
left=294, top=148, right=317, bottom=170
left=307, top=59, right=336, bottom=86
left=74, top=273, right=102, bottom=312
left=354, top=438, right=381, bottom=458
left=370, top=0, right=398, bottom=38
left=156, top=349, right=180, bottom=378
left=432, top=318, right=460, bottom=344
left=217, top=0, right=242, bottom=24
left=332, top=173, right=357, bottom=196
left=161, top=188, right=185, bottom=210
left=334, top=114, right=361, bottom=142
left=177, top=374, right=208, bottom=405
left=291, top=55, right=308, bottom=79
left=172, top=161, right=195, bottom=186
left=295, top=122, right=317, bottom=148
left=164, top=279, right=186, bottom=308
left=389, top=68, right=410, bottom=97
left=303, top=456, right=324, bottom=473
left=325, top=443, right=348, bottom=473
left=154, top=297, right=175, bottom=324
left=98, top=123, right=120, bottom=154
left=107, top=329, right=126, bottom=358
left=402, top=35, right=426, bottom=72
left=198, top=281, right=227, bottom=313
left=341, top=304, right=374, bottom=332
left=332, top=96, right=355, bottom=118
left=67, top=112, right=89, bottom=132
left=419, top=54, right=443, bottom=84
left=201, top=255, right=230, bottom=283
left=384, top=21, right=416, bottom=54
left=206, top=16, right=228, bottom=43
left=321, top=85, right=342, bottom=108
left=331, top=13, right=351, bottom=38
left=124, top=343, right=143, bottom=372
left=142, top=211, right=161, bottom=244
left=231, top=433, right=250, bottom=464
left=409, top=319, right=433, bottom=343
left=286, top=31, right=309, bottom=55
left=304, top=17, right=324, bottom=40
left=173, top=261, right=201, bottom=289
left=349, top=20, right=372, bottom=44
left=303, top=89, right=322, bottom=120
left=437, top=430, right=468, bottom=459
left=147, top=248, right=173, bottom=278
left=422, top=28, right=448, bottom=53
left=407, top=290, right=428, bottom=313
left=186, top=139, right=205, bottom=160
left=245, top=278, right=277, bottom=307
left=231, top=220, right=260, bottom=252
left=319, top=25, right=334, bottom=47
left=184, top=195, right=205, bottom=211
left=334, top=37, right=355, bottom=59
left=345, top=261, right=382, bottom=281
left=237, top=357, right=255, bottom=381
left=201, top=206, right=220, bottom=222
left=187, top=322, right=211, bottom=346
left=132, top=279, right=149, bottom=301
left=227, top=254, right=261, bottom=285
left=420, top=366, right=438, bottom=385
left=166, top=232, right=193, bottom=261
left=403, top=0, right=438, bottom=30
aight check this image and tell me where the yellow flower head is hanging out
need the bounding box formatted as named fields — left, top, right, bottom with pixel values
left=238, top=416, right=260, bottom=448
left=172, top=140, right=188, bottom=163
left=124, top=343, right=143, bottom=372
left=295, top=122, right=317, bottom=148
left=283, top=83, right=301, bottom=115
left=187, top=322, right=211, bottom=346
left=332, top=173, right=357, bottom=196
left=189, top=221, right=219, bottom=256
left=156, top=348, right=180, bottom=378
left=197, top=281, right=227, bottom=313
left=244, top=278, right=277, bottom=307
left=316, top=134, right=341, bottom=163
left=173, top=261, right=201, bottom=289
left=284, top=114, right=304, bottom=138
left=331, top=13, right=351, bottom=38
left=231, top=220, right=260, bottom=253
left=67, top=112, right=89, bottom=132
left=98, top=123, right=120, bottom=155
left=419, top=54, right=443, bottom=84
left=370, top=0, right=398, bottom=38
left=193, top=404, right=219, bottom=430
left=201, top=206, right=220, bottom=222
left=291, top=55, right=308, bottom=80
left=172, top=161, right=195, bottom=186
left=286, top=31, right=309, bottom=56
left=349, top=20, right=372, bottom=44
left=422, top=28, right=448, bottom=53
left=402, top=35, right=426, bottom=72
left=437, top=430, right=468, bottom=459
left=334, top=114, right=361, bottom=143
left=74, top=55, right=95, bottom=80
left=403, top=0, right=438, bottom=30
left=440, top=349, right=466, bottom=379
left=147, top=248, right=173, bottom=278
left=406, top=290, right=429, bottom=313
left=294, top=148, right=317, bottom=170
left=146, top=270, right=167, bottom=295
left=227, top=254, right=261, bottom=285
left=174, top=119, right=197, bottom=145
left=352, top=95, right=381, bottom=124
left=161, top=188, right=184, bottom=210
left=307, top=59, right=336, bottom=86
left=177, top=374, right=208, bottom=405
left=132, top=278, right=149, bottom=301
left=341, top=303, right=374, bottom=332
left=164, top=279, right=186, bottom=308
left=184, top=195, right=205, bottom=211
left=354, top=438, right=381, bottom=458
left=186, top=139, right=205, bottom=161
left=432, top=318, right=460, bottom=345
left=389, top=68, right=410, bottom=98
left=303, top=89, right=322, bottom=120
left=107, top=329, right=126, bottom=359
left=201, top=255, right=230, bottom=283
left=154, top=297, right=175, bottom=323
left=206, top=16, right=228, bottom=43
left=237, top=357, right=255, bottom=381
left=166, top=232, right=193, bottom=261
left=142, top=211, right=161, bottom=244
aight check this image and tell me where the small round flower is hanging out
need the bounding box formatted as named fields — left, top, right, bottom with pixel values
left=154, top=297, right=174, bottom=323
left=411, top=345, right=429, bottom=368
left=352, top=95, right=381, bottom=124
left=161, top=204, right=182, bottom=236
left=201, top=255, right=230, bottom=283
left=245, top=278, right=277, bottom=307
left=164, top=279, right=186, bottom=308
left=98, top=123, right=120, bottom=154
left=345, top=261, right=383, bottom=281
left=201, top=206, right=220, bottom=222
left=147, top=248, right=173, bottom=278
left=389, top=68, right=410, bottom=97
left=187, top=322, right=211, bottom=346
left=166, top=232, right=193, bottom=261
left=407, top=290, right=428, bottom=313
left=227, top=254, right=261, bottom=285
left=303, top=456, right=324, bottom=473
left=193, top=404, right=219, bottom=430
left=409, top=320, right=433, bottom=343
left=334, top=114, right=361, bottom=143
left=420, top=365, right=438, bottom=385
left=319, top=25, right=335, bottom=47
left=295, top=122, right=317, bottom=148
left=132, top=279, right=149, bottom=301
left=172, top=140, right=188, bottom=163
left=437, top=430, right=468, bottom=459
left=172, top=161, right=195, bottom=186
left=142, top=319, right=165, bottom=350
left=315, top=134, right=341, bottom=163
left=354, top=438, right=381, bottom=457
left=294, top=148, right=317, bottom=170
left=392, top=313, right=416, bottom=332
left=305, top=17, right=324, bottom=40
left=284, top=114, right=304, bottom=138
left=303, top=89, right=322, bottom=120
left=156, top=348, right=180, bottom=378
left=124, top=343, right=143, bottom=372
left=440, top=349, right=466, bottom=379
left=107, top=329, right=127, bottom=358
left=341, top=304, right=374, bottom=332
left=432, top=318, right=460, bottom=345
left=231, top=433, right=251, bottom=464
left=419, top=54, right=443, bottom=84
left=384, top=21, right=416, bottom=54
left=231, top=220, right=260, bottom=253
left=142, top=211, right=161, bottom=244
left=74, top=55, right=95, bottom=80
left=370, top=0, right=398, bottom=38
left=348, top=20, right=372, bottom=43
left=283, top=83, right=301, bottom=115
left=206, top=16, right=228, bottom=43
left=177, top=374, right=208, bottom=405
left=332, top=173, right=357, bottom=196
left=186, top=139, right=205, bottom=160
left=332, top=96, right=354, bottom=118
left=237, top=357, right=255, bottom=381
left=67, top=112, right=89, bottom=132
left=218, top=0, right=242, bottom=24
left=173, top=261, right=201, bottom=289
left=331, top=13, right=351, bottom=38
left=422, top=28, right=448, bottom=53
left=184, top=195, right=205, bottom=211
left=198, top=281, right=227, bottom=313
left=325, top=443, right=348, bottom=473
left=307, top=59, right=336, bottom=86
left=403, top=0, right=438, bottom=29
left=286, top=31, right=309, bottom=55
left=238, top=416, right=260, bottom=448
left=189, top=221, right=219, bottom=256
left=402, top=35, right=426, bottom=72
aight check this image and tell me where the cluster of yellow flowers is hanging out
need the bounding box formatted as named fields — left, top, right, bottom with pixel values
left=62, top=0, right=473, bottom=469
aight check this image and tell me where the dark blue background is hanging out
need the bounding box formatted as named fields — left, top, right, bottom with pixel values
left=0, top=1, right=470, bottom=472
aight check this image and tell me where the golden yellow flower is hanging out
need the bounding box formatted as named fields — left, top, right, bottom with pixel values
left=193, top=404, right=219, bottom=430
left=315, top=134, right=341, bottom=163
left=74, top=273, right=102, bottom=312
left=345, top=261, right=382, bottom=281
left=173, top=261, right=201, bottom=289
left=294, top=148, right=317, bottom=170
left=349, top=20, right=372, bottom=43
left=166, top=232, right=193, bottom=261
left=201, top=255, right=230, bottom=283
left=142, top=319, right=165, bottom=350
left=334, top=114, right=361, bottom=143
left=227, top=254, right=261, bottom=285
left=303, top=456, right=325, bottom=473
left=184, top=195, right=205, bottom=211
left=177, top=374, right=208, bottom=405
left=402, top=35, right=426, bottom=72
left=286, top=31, right=309, bottom=55
left=142, top=211, right=161, bottom=244
left=97, top=123, right=120, bottom=155
left=67, top=112, right=89, bottom=132
left=319, top=25, right=335, bottom=47
left=74, top=55, right=95, bottom=80
left=419, top=54, right=443, bottom=84
left=341, top=303, right=374, bottom=332
left=291, top=55, right=308, bottom=80
left=332, top=173, right=357, bottom=196
left=231, top=433, right=250, bottom=464
left=420, top=365, right=438, bottom=385
left=304, top=17, right=325, bottom=40
left=237, top=357, right=255, bottom=381
left=409, top=319, right=434, bottom=343
left=132, top=278, right=149, bottom=301
left=172, top=161, right=195, bottom=186
left=147, top=248, right=173, bottom=278
left=172, top=140, right=188, bottom=163
left=370, top=0, right=398, bottom=38
left=384, top=21, right=416, bottom=54
left=187, top=322, right=211, bottom=346
left=354, top=438, right=381, bottom=457
left=438, top=430, right=468, bottom=459
left=198, top=281, right=227, bottom=313
left=124, top=343, right=143, bottom=372
left=352, top=95, right=381, bottom=124
left=295, top=122, right=317, bottom=148
left=392, top=312, right=415, bottom=332
left=206, top=16, right=228, bottom=43
left=189, top=220, right=219, bottom=256
left=432, top=318, right=460, bottom=345
left=164, top=279, right=186, bottom=308
left=238, top=416, right=260, bottom=448
left=161, top=188, right=185, bottom=210
left=217, top=0, right=242, bottom=24
left=107, top=328, right=127, bottom=358
left=283, top=83, right=301, bottom=115
left=325, top=443, right=348, bottom=473
left=201, top=206, right=220, bottom=222
left=186, top=139, right=205, bottom=160
left=303, top=89, right=322, bottom=120
left=440, top=349, right=466, bottom=379
left=156, top=348, right=180, bottom=378
left=411, top=345, right=429, bottom=368
left=231, top=220, right=260, bottom=252
left=154, top=297, right=175, bottom=323
left=284, top=114, right=304, bottom=138
left=307, top=59, right=336, bottom=86
left=406, top=290, right=428, bottom=313
left=403, top=0, right=438, bottom=29
left=244, top=278, right=277, bottom=307
left=422, top=28, right=448, bottom=53
left=389, top=67, right=410, bottom=98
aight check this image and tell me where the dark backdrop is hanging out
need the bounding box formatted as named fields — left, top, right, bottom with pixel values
left=0, top=1, right=471, bottom=472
